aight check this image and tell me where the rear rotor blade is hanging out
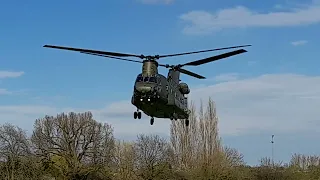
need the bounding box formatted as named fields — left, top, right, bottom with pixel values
left=182, top=49, right=247, bottom=66
left=43, top=45, right=143, bottom=58
left=158, top=45, right=251, bottom=58
left=81, top=52, right=143, bottom=64
left=178, top=68, right=206, bottom=79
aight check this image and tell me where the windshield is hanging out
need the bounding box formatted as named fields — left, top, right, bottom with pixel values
left=136, top=75, right=143, bottom=82
left=143, top=77, right=149, bottom=82
left=149, top=77, right=156, bottom=83
left=136, top=75, right=157, bottom=83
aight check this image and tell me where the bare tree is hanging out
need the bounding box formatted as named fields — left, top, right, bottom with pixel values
left=259, top=157, right=283, bottom=168
left=0, top=123, right=30, bottom=159
left=290, top=153, right=320, bottom=170
left=223, top=146, right=245, bottom=167
left=198, top=98, right=222, bottom=164
left=170, top=98, right=251, bottom=179
left=0, top=123, right=31, bottom=179
left=170, top=101, right=198, bottom=170
left=31, top=111, right=115, bottom=179
left=170, top=98, right=222, bottom=171
left=113, top=140, right=136, bottom=180
left=133, top=134, right=171, bottom=180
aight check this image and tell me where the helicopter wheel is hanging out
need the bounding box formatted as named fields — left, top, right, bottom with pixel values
left=150, top=117, right=154, bottom=125
left=134, top=112, right=138, bottom=119
left=185, top=119, right=189, bottom=127
left=137, top=112, right=141, bottom=119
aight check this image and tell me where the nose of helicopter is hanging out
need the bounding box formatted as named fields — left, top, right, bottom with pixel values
left=135, top=83, right=155, bottom=93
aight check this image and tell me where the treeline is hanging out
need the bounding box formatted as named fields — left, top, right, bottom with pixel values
left=0, top=98, right=320, bottom=179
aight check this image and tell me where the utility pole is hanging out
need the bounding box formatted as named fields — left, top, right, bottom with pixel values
left=271, top=134, right=274, bottom=167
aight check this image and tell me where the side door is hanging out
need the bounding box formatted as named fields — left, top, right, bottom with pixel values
left=154, top=75, right=167, bottom=99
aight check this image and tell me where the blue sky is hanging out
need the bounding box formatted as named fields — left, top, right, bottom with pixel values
left=1, top=0, right=320, bottom=165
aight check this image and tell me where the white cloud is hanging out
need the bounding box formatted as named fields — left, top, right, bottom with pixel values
left=0, top=71, right=24, bottom=95
left=291, top=40, right=308, bottom=46
left=0, top=102, right=172, bottom=138
left=214, top=73, right=239, bottom=82
left=0, top=89, right=11, bottom=95
left=179, top=2, right=320, bottom=34
left=0, top=71, right=24, bottom=78
left=100, top=73, right=320, bottom=137
left=2, top=73, right=320, bottom=138
left=89, top=101, right=172, bottom=137
left=0, top=105, right=58, bottom=115
left=0, top=105, right=60, bottom=135
left=138, top=0, right=173, bottom=4
left=190, top=73, right=320, bottom=135
left=274, top=4, right=283, bottom=9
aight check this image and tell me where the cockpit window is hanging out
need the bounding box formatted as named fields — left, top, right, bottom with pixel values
left=136, top=75, right=143, bottom=82
left=136, top=75, right=157, bottom=83
left=149, top=77, right=157, bottom=83
left=143, top=77, right=149, bottom=82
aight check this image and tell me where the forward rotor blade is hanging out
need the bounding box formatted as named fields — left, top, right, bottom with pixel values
left=158, top=45, right=251, bottom=58
left=81, top=52, right=143, bottom=64
left=43, top=45, right=143, bottom=58
left=178, top=68, right=205, bottom=79
left=182, top=49, right=247, bottom=66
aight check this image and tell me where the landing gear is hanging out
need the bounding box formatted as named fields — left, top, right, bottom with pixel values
left=134, top=110, right=142, bottom=119
left=170, top=117, right=177, bottom=121
left=150, top=117, right=154, bottom=125
left=170, top=112, right=178, bottom=121
left=185, top=119, right=189, bottom=127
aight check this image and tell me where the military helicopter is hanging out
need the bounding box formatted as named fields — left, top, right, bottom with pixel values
left=43, top=44, right=251, bottom=126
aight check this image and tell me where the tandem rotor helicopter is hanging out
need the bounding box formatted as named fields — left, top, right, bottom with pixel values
left=43, top=44, right=251, bottom=126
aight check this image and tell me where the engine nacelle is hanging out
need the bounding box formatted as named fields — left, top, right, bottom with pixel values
left=178, top=82, right=190, bottom=94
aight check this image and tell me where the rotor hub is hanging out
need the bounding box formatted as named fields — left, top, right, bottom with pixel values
left=142, top=60, right=158, bottom=76
left=164, top=64, right=181, bottom=70
left=143, top=55, right=160, bottom=61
